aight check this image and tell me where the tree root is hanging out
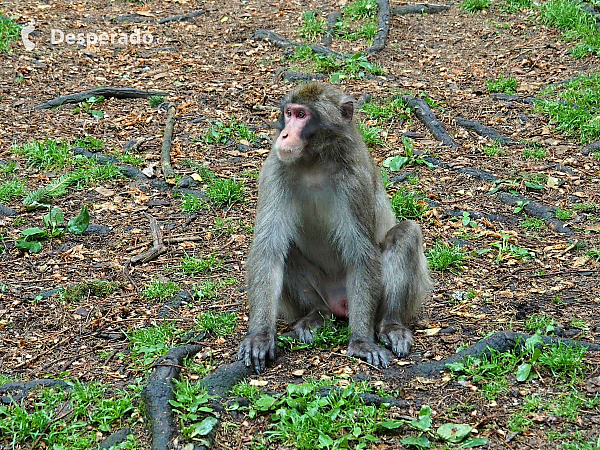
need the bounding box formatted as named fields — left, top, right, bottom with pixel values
left=321, top=12, right=341, bottom=47
left=392, top=4, right=451, bottom=15
left=129, top=213, right=167, bottom=265
left=158, top=10, right=206, bottom=24
left=0, top=379, right=71, bottom=404
left=455, top=117, right=516, bottom=146
left=582, top=140, right=600, bottom=156
left=161, top=104, right=177, bottom=184
left=251, top=29, right=347, bottom=60
left=277, top=71, right=326, bottom=82
left=401, top=95, right=458, bottom=148
left=142, top=343, right=205, bottom=450
left=34, top=87, right=168, bottom=110
left=367, top=0, right=391, bottom=54
left=496, top=192, right=573, bottom=235
left=410, top=331, right=600, bottom=377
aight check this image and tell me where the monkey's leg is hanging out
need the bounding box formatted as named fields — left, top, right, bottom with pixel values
left=378, top=220, right=432, bottom=357
left=281, top=248, right=333, bottom=343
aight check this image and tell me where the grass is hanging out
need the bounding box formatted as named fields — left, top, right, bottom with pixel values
left=482, top=141, right=505, bottom=156
left=204, top=117, right=257, bottom=145
left=487, top=75, right=518, bottom=94
left=180, top=193, right=208, bottom=213
left=525, top=313, right=556, bottom=333
left=520, top=216, right=547, bottom=231
left=587, top=248, right=600, bottom=262
left=279, top=318, right=351, bottom=351
left=143, top=279, right=181, bottom=302
left=573, top=202, right=597, bottom=212
left=522, top=143, right=547, bottom=160
left=128, top=321, right=182, bottom=366
left=297, top=11, right=326, bottom=42
left=539, top=0, right=600, bottom=57
left=289, top=46, right=383, bottom=81
left=205, top=177, right=245, bottom=208
left=535, top=73, right=600, bottom=144
left=174, top=253, right=222, bottom=274
left=148, top=95, right=165, bottom=107
left=0, top=15, right=20, bottom=53
left=390, top=189, right=428, bottom=220
left=197, top=311, right=238, bottom=336
left=58, top=280, right=119, bottom=303
left=427, top=241, right=466, bottom=272
left=358, top=122, right=384, bottom=147
left=12, top=138, right=71, bottom=170
left=461, top=0, right=490, bottom=13
left=0, top=178, right=25, bottom=202
left=361, top=96, right=409, bottom=123
left=555, top=207, right=574, bottom=220
left=502, top=0, right=533, bottom=12
left=171, top=378, right=218, bottom=441
left=0, top=380, right=139, bottom=449
left=192, top=277, right=237, bottom=301
left=342, top=0, right=378, bottom=20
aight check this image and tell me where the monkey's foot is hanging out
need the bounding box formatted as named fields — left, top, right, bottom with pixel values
left=293, top=310, right=330, bottom=343
left=347, top=339, right=393, bottom=368
left=238, top=332, right=276, bottom=374
left=378, top=323, right=413, bottom=357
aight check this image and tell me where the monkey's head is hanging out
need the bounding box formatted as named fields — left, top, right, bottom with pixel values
left=274, top=83, right=355, bottom=163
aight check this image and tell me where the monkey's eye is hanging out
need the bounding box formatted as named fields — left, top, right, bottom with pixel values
left=297, top=110, right=306, bottom=118
left=286, top=109, right=292, bottom=117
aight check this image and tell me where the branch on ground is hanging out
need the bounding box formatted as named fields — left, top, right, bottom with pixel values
left=455, top=117, right=516, bottom=146
left=251, top=29, right=348, bottom=59
left=0, top=379, right=71, bottom=404
left=392, top=3, right=451, bottom=15
left=366, top=0, right=391, bottom=54
left=130, top=213, right=167, bottom=265
left=401, top=95, right=458, bottom=148
left=158, top=10, right=206, bottom=24
left=34, top=87, right=169, bottom=110
left=161, top=104, right=177, bottom=184
left=496, top=192, right=573, bottom=235
left=321, top=12, right=341, bottom=47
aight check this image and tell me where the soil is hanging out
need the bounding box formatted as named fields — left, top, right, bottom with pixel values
left=0, top=0, right=599, bottom=449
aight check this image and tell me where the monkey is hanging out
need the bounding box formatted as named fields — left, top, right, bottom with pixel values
left=238, top=82, right=432, bottom=373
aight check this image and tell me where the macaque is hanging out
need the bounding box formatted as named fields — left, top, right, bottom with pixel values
left=238, top=82, right=432, bottom=373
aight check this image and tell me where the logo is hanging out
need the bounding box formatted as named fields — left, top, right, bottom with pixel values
left=21, top=19, right=36, bottom=51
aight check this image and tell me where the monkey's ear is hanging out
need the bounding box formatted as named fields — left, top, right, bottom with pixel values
left=340, top=100, right=354, bottom=122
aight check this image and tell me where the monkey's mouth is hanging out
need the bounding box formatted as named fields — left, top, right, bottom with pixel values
left=277, top=146, right=302, bottom=161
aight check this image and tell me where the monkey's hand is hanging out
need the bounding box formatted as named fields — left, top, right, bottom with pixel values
left=238, top=332, right=276, bottom=374
left=378, top=323, right=413, bottom=357
left=293, top=310, right=330, bottom=343
left=347, top=339, right=393, bottom=368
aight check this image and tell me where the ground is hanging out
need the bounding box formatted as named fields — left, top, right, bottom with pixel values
left=0, top=0, right=599, bottom=449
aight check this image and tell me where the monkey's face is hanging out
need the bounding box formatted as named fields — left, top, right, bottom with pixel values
left=274, top=103, right=311, bottom=163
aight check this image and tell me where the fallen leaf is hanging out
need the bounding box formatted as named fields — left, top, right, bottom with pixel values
left=249, top=379, right=268, bottom=387
left=292, top=369, right=305, bottom=377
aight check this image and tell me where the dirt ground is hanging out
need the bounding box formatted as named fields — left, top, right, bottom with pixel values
left=0, top=0, right=599, bottom=448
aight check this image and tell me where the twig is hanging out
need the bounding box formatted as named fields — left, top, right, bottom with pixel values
left=455, top=117, right=516, bottom=146
left=130, top=213, right=167, bottom=265
left=367, top=0, right=391, bottom=54
left=401, top=95, right=458, bottom=148
left=34, top=87, right=168, bottom=109
left=161, top=104, right=177, bottom=184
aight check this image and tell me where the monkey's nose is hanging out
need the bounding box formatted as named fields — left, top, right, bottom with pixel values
left=281, top=133, right=288, bottom=139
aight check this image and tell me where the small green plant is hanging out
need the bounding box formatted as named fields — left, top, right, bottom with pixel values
left=175, top=253, right=222, bottom=274
left=15, top=205, right=89, bottom=253
left=361, top=97, right=409, bottom=122
left=522, top=145, right=547, bottom=160
left=521, top=216, right=547, bottom=231
left=525, top=313, right=556, bottom=334
left=427, top=241, right=466, bottom=272
left=461, top=212, right=478, bottom=228
left=502, top=0, right=533, bottom=12
left=491, top=233, right=536, bottom=262
left=0, top=160, right=17, bottom=176
left=461, top=0, right=490, bottom=13
left=555, top=207, right=574, bottom=220
left=197, top=311, right=238, bottom=336
left=115, top=149, right=145, bottom=166
left=570, top=317, right=588, bottom=330
left=231, top=380, right=261, bottom=402
left=342, top=0, right=378, bottom=20
left=204, top=117, right=257, bottom=145
left=297, top=11, right=326, bottom=42
left=483, top=141, right=504, bottom=156
left=192, top=277, right=237, bottom=301
left=0, top=178, right=25, bottom=202
left=587, top=248, right=600, bottom=262
left=59, top=280, right=119, bottom=303
left=593, top=150, right=600, bottom=161
left=205, top=177, right=244, bottom=208
left=171, top=378, right=218, bottom=441
left=128, top=321, right=182, bottom=366
left=180, top=193, right=208, bottom=213
left=513, top=200, right=530, bottom=213
left=390, top=188, right=429, bottom=220
left=486, top=75, right=518, bottom=94
left=0, top=15, right=20, bottom=53
left=143, top=279, right=181, bottom=301
left=572, top=202, right=597, bottom=212
left=358, top=122, right=384, bottom=146
left=12, top=138, right=71, bottom=169
left=73, top=135, right=104, bottom=149
left=279, top=318, right=351, bottom=350
left=72, top=95, right=105, bottom=118
left=148, top=95, right=165, bottom=107
left=382, top=137, right=435, bottom=171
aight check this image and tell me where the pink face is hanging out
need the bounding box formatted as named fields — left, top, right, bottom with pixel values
left=274, top=103, right=311, bottom=162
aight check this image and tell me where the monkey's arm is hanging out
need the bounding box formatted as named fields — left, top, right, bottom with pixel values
left=238, top=162, right=297, bottom=373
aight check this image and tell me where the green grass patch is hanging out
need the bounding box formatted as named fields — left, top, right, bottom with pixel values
left=180, top=193, right=208, bottom=213
left=12, top=138, right=71, bottom=170
left=390, top=189, right=429, bottom=220
left=143, top=279, right=181, bottom=302
left=535, top=73, right=600, bottom=144
left=279, top=318, right=351, bottom=351
left=0, top=15, right=20, bottom=53
left=361, top=96, right=409, bottom=122
left=487, top=75, right=518, bottom=94
left=521, top=216, right=547, bottom=231
left=502, top=0, right=533, bottom=12
left=482, top=141, right=505, bottom=156
left=555, top=207, right=574, bottom=220
left=58, top=280, right=119, bottom=303
left=173, top=253, right=222, bottom=274
left=525, top=313, right=556, bottom=334
left=197, top=311, right=237, bottom=336
left=572, top=202, right=597, bottom=212
left=148, top=95, right=165, bottom=108
left=205, top=177, right=245, bottom=208
left=587, top=248, right=600, bottom=262
left=192, top=277, right=237, bottom=301
left=342, top=0, right=378, bottom=20
left=522, top=143, right=547, bottom=160
left=358, top=122, right=384, bottom=147
left=426, top=241, right=466, bottom=272
left=0, top=380, right=139, bottom=449
left=204, top=117, right=257, bottom=145
left=128, top=321, right=182, bottom=366
left=297, top=11, right=326, bottom=42
left=461, top=0, right=490, bottom=13
left=0, top=178, right=25, bottom=202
